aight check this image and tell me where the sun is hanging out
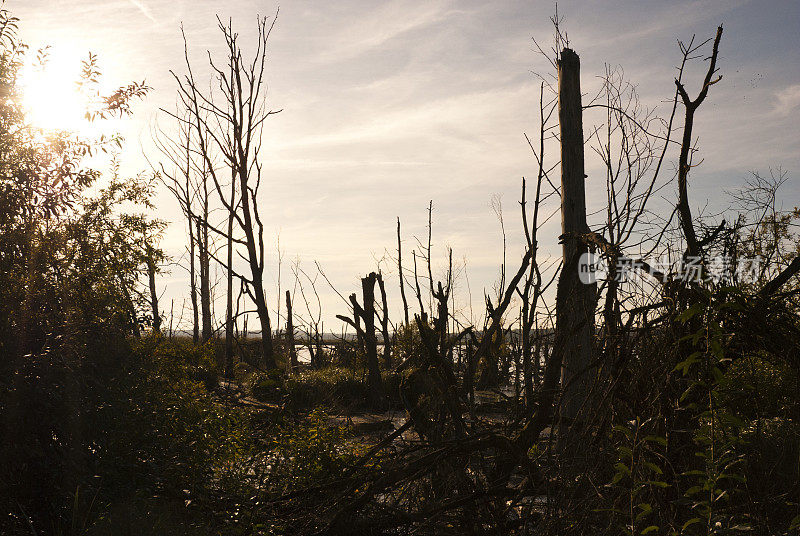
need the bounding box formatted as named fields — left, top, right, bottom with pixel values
left=19, top=50, right=95, bottom=135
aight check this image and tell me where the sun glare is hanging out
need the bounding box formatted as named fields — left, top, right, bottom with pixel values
left=19, top=52, right=94, bottom=135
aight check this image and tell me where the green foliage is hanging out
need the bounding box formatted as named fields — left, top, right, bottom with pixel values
left=391, top=322, right=425, bottom=364
left=285, top=367, right=370, bottom=409
left=252, top=377, right=282, bottom=401
left=95, top=338, right=253, bottom=493
left=0, top=7, right=156, bottom=533
left=0, top=4, right=154, bottom=360
left=284, top=366, right=405, bottom=409
left=594, top=283, right=800, bottom=535
left=603, top=419, right=669, bottom=536
left=269, top=409, right=359, bottom=491
left=674, top=288, right=751, bottom=534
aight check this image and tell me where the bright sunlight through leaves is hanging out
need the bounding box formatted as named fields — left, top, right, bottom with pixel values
left=19, top=46, right=103, bottom=135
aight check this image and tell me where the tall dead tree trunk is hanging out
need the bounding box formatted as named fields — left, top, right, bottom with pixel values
left=196, top=214, right=212, bottom=342
left=556, top=48, right=596, bottom=425
left=521, top=294, right=533, bottom=404
left=376, top=273, right=391, bottom=368
left=361, top=273, right=383, bottom=407
left=154, top=113, right=200, bottom=343
left=337, top=273, right=385, bottom=407
left=432, top=249, right=452, bottom=358
left=286, top=290, right=298, bottom=371
left=146, top=244, right=161, bottom=333
left=224, top=177, right=235, bottom=378
left=519, top=85, right=549, bottom=407
left=189, top=210, right=199, bottom=344
left=252, top=278, right=275, bottom=368
left=676, top=26, right=723, bottom=260
left=397, top=217, right=409, bottom=326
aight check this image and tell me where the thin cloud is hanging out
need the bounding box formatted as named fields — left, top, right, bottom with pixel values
left=271, top=83, right=530, bottom=152
left=128, top=0, right=156, bottom=23
left=576, top=0, right=746, bottom=51
left=314, top=0, right=453, bottom=62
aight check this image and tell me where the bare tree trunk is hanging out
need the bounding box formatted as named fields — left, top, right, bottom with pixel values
left=603, top=260, right=620, bottom=366
left=224, top=178, right=235, bottom=378
left=432, top=249, right=452, bottom=358
left=361, top=273, right=384, bottom=408
left=521, top=295, right=533, bottom=405
left=186, top=130, right=199, bottom=344
left=189, top=212, right=199, bottom=344
left=197, top=215, right=212, bottom=342
left=253, top=280, right=276, bottom=369
left=354, top=303, right=364, bottom=354
left=519, top=88, right=548, bottom=407
left=377, top=273, right=391, bottom=368
left=172, top=16, right=279, bottom=369
left=397, top=217, right=409, bottom=326
left=146, top=244, right=161, bottom=333
left=286, top=290, right=297, bottom=371
left=676, top=26, right=723, bottom=259
left=338, top=274, right=385, bottom=407
left=556, top=48, right=596, bottom=425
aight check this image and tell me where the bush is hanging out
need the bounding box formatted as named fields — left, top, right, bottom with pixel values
left=283, top=366, right=407, bottom=410
left=252, top=377, right=282, bottom=401
left=285, top=367, right=368, bottom=409
left=270, top=409, right=360, bottom=490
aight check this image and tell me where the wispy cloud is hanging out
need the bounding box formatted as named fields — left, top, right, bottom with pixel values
left=580, top=0, right=746, bottom=50
left=128, top=0, right=156, bottom=23
left=314, top=0, right=453, bottom=62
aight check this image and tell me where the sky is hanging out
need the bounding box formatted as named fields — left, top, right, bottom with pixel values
left=12, top=0, right=800, bottom=331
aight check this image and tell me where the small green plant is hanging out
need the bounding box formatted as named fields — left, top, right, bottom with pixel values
left=674, top=287, right=750, bottom=534
left=603, top=418, right=668, bottom=536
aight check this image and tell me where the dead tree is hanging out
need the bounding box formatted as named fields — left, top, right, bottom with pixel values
left=432, top=249, right=452, bottom=359
left=518, top=81, right=554, bottom=406
left=152, top=112, right=210, bottom=342
left=196, top=211, right=212, bottom=341
left=295, top=262, right=325, bottom=369
left=189, top=205, right=199, bottom=343
left=170, top=15, right=281, bottom=368
left=285, top=289, right=298, bottom=371
left=376, top=272, right=392, bottom=368
left=555, top=48, right=597, bottom=424
left=337, top=272, right=385, bottom=407
left=360, top=274, right=383, bottom=406
left=397, top=217, right=410, bottom=326
left=224, top=164, right=235, bottom=377
left=582, top=62, right=676, bottom=368
left=676, top=26, right=723, bottom=259
left=146, top=243, right=161, bottom=332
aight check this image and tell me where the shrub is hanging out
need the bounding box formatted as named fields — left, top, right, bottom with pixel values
left=283, top=366, right=407, bottom=410
left=270, top=409, right=359, bottom=490
left=285, top=367, right=368, bottom=409
left=252, top=377, right=282, bottom=401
